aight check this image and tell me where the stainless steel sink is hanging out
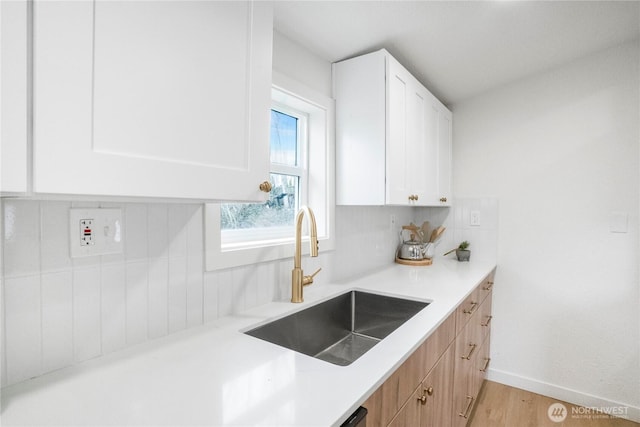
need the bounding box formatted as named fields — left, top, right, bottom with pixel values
left=245, top=291, right=429, bottom=366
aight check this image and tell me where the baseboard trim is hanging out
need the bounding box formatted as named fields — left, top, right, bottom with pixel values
left=486, top=368, right=640, bottom=423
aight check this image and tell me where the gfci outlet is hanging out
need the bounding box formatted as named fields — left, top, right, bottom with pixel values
left=70, top=208, right=123, bottom=257
left=80, top=219, right=95, bottom=246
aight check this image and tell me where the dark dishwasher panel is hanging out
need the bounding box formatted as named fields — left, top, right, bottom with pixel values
left=340, top=406, right=367, bottom=427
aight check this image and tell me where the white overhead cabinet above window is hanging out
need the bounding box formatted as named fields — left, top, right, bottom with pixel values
left=29, top=1, right=272, bottom=200
left=333, top=49, right=452, bottom=206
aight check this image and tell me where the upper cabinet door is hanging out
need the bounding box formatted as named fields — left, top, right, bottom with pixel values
left=1, top=0, right=29, bottom=194
left=437, top=106, right=453, bottom=205
left=33, top=1, right=272, bottom=200
left=386, top=56, right=412, bottom=205
left=386, top=56, right=438, bottom=206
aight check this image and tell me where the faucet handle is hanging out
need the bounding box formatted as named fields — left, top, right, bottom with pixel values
left=303, top=268, right=322, bottom=286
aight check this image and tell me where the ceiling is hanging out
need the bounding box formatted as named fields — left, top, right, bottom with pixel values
left=273, top=1, right=640, bottom=106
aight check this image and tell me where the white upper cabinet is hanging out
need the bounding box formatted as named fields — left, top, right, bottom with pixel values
left=32, top=1, right=272, bottom=200
left=1, top=0, right=29, bottom=193
left=334, top=49, right=452, bottom=206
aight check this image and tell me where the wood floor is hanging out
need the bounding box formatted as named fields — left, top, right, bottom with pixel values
left=468, top=381, right=639, bottom=427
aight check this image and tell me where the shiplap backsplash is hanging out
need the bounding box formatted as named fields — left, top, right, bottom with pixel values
left=0, top=199, right=497, bottom=387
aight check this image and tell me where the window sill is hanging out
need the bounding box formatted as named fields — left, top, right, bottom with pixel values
left=208, top=237, right=334, bottom=271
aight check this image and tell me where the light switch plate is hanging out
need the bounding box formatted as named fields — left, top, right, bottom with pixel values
left=470, top=210, right=481, bottom=226
left=609, top=211, right=628, bottom=233
left=70, top=208, right=123, bottom=257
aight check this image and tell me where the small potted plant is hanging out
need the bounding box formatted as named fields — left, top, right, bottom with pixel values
left=444, top=241, right=471, bottom=261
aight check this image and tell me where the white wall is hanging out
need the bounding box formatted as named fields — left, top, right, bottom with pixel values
left=272, top=30, right=332, bottom=97
left=452, top=40, right=640, bottom=419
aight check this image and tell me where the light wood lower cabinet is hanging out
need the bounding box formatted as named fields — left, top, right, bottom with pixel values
left=363, top=268, right=495, bottom=427
left=453, top=273, right=494, bottom=426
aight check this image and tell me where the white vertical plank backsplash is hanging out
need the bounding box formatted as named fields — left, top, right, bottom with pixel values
left=41, top=202, right=72, bottom=273
left=168, top=205, right=188, bottom=258
left=1, top=200, right=497, bottom=388
left=4, top=275, right=41, bottom=384
left=202, top=272, right=219, bottom=323
left=147, top=257, right=169, bottom=339
left=186, top=253, right=204, bottom=327
left=186, top=205, right=204, bottom=327
left=101, top=263, right=127, bottom=354
left=125, top=260, right=149, bottom=346
left=217, top=270, right=233, bottom=318
left=73, top=267, right=102, bottom=362
left=41, top=271, right=73, bottom=373
left=168, top=256, right=187, bottom=333
left=1, top=276, right=6, bottom=388
left=124, top=204, right=148, bottom=260
left=147, top=204, right=168, bottom=258
left=3, top=200, right=40, bottom=278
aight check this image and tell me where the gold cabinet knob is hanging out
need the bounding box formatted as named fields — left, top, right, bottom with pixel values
left=439, top=197, right=447, bottom=203
left=426, top=386, right=434, bottom=396
left=417, top=393, right=427, bottom=405
left=408, top=194, right=419, bottom=201
left=259, top=181, right=272, bottom=193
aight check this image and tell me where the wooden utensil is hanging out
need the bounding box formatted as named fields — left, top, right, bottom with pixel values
left=429, top=226, right=446, bottom=243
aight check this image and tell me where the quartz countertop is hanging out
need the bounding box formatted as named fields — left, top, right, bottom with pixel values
left=1, top=258, right=496, bottom=426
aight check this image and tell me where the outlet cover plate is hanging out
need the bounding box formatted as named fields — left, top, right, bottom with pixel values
left=69, top=208, right=123, bottom=257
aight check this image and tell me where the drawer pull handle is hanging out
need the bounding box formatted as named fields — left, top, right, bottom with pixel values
left=459, top=395, right=475, bottom=419
left=483, top=281, right=494, bottom=291
left=480, top=357, right=491, bottom=372
left=463, top=302, right=478, bottom=314
left=481, top=315, right=493, bottom=327
left=461, top=343, right=477, bottom=360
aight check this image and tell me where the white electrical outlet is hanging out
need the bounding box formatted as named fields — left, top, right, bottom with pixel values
left=70, top=208, right=123, bottom=257
left=470, top=211, right=481, bottom=226
left=80, top=219, right=95, bottom=246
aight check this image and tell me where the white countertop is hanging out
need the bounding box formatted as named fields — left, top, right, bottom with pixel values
left=1, top=258, right=496, bottom=427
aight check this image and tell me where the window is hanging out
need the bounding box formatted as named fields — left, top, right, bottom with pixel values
left=220, top=107, right=308, bottom=246
left=205, top=72, right=335, bottom=271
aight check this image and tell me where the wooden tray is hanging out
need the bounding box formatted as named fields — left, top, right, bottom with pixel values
left=395, top=256, right=433, bottom=266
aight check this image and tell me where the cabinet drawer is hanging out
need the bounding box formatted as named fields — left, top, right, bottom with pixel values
left=455, top=316, right=481, bottom=370
left=421, top=311, right=456, bottom=379
left=452, top=349, right=476, bottom=427
left=478, top=292, right=493, bottom=343
left=455, top=288, right=480, bottom=334
left=478, top=268, right=496, bottom=303
left=471, top=336, right=490, bottom=399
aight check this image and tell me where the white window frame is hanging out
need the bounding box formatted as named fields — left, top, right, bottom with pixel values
left=221, top=104, right=309, bottom=246
left=204, top=71, right=335, bottom=271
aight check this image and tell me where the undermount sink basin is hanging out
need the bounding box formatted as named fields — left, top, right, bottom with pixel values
left=245, top=291, right=429, bottom=366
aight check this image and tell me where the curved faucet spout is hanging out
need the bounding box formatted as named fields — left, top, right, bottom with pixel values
left=292, top=206, right=320, bottom=303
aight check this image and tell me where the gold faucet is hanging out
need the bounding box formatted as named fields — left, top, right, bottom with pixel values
left=291, top=206, right=321, bottom=303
